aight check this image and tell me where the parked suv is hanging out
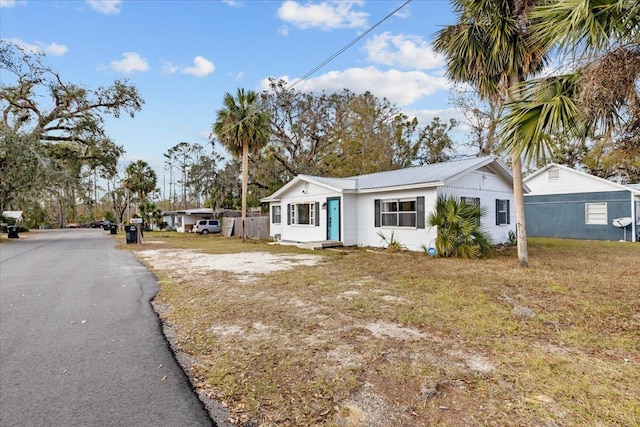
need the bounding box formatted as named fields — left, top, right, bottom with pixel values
left=192, top=219, right=222, bottom=235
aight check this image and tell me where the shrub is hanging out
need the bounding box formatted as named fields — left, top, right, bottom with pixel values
left=377, top=230, right=407, bottom=252
left=426, top=195, right=493, bottom=259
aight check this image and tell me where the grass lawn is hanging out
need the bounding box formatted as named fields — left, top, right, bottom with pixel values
left=126, top=233, right=639, bottom=427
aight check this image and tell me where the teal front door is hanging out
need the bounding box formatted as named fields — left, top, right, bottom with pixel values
left=327, top=198, right=340, bottom=241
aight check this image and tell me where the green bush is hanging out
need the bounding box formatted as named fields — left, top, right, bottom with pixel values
left=427, top=195, right=493, bottom=259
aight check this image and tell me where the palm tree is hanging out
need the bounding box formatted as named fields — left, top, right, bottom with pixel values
left=427, top=195, right=492, bottom=259
left=138, top=199, right=162, bottom=230
left=433, top=0, right=550, bottom=267
left=213, top=88, right=270, bottom=243
left=124, top=160, right=157, bottom=203
left=498, top=0, right=640, bottom=170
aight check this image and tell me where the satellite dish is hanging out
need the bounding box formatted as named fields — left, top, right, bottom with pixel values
left=612, top=217, right=633, bottom=227
left=612, top=217, right=633, bottom=241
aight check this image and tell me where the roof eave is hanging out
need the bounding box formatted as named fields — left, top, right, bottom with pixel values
left=357, top=182, right=444, bottom=193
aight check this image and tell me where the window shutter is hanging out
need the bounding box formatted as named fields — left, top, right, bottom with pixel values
left=495, top=199, right=500, bottom=225
left=374, top=199, right=381, bottom=227
left=287, top=204, right=291, bottom=225
left=315, top=202, right=320, bottom=226
left=417, top=196, right=425, bottom=229
left=506, top=200, right=510, bottom=225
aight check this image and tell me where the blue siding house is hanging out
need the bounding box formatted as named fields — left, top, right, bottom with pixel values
left=524, top=164, right=640, bottom=242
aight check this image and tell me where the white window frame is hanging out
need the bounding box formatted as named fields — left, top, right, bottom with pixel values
left=380, top=198, right=417, bottom=228
left=585, top=202, right=607, bottom=225
left=290, top=202, right=315, bottom=226
left=272, top=205, right=281, bottom=224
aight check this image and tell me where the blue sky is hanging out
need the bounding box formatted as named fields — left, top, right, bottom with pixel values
left=1, top=0, right=460, bottom=175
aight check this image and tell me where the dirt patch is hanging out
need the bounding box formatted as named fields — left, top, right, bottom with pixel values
left=137, top=249, right=321, bottom=283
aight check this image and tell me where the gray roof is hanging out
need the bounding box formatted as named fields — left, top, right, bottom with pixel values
left=346, top=156, right=499, bottom=190
left=262, top=156, right=515, bottom=202
left=163, top=208, right=214, bottom=215
left=297, top=175, right=358, bottom=191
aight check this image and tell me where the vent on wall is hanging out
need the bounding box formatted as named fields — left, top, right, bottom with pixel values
left=548, top=168, right=560, bottom=181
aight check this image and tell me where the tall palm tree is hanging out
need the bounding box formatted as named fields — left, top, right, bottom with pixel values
left=433, top=0, right=549, bottom=267
left=213, top=88, right=270, bottom=243
left=499, top=0, right=640, bottom=168
left=124, top=160, right=157, bottom=202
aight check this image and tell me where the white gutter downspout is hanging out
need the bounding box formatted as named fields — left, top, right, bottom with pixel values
left=632, top=192, right=638, bottom=242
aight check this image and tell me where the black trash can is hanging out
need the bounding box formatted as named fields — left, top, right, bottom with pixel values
left=1, top=223, right=7, bottom=233
left=7, top=225, right=19, bottom=239
left=110, top=223, right=118, bottom=235
left=125, top=225, right=138, bottom=244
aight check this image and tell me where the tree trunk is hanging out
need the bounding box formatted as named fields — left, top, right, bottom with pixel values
left=507, top=71, right=529, bottom=267
left=241, top=140, right=248, bottom=243
left=511, top=152, right=529, bottom=267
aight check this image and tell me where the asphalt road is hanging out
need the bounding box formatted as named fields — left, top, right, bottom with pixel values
left=0, top=229, right=214, bottom=427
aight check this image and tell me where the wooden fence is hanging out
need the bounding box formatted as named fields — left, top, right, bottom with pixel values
left=222, top=216, right=270, bottom=240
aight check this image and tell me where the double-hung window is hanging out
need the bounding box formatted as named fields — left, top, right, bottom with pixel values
left=375, top=197, right=425, bottom=229
left=495, top=199, right=510, bottom=225
left=272, top=205, right=281, bottom=224
left=288, top=202, right=319, bottom=226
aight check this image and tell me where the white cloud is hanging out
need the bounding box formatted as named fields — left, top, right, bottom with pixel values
left=110, top=52, right=149, bottom=74
left=44, top=42, right=68, bottom=56
left=265, top=66, right=450, bottom=106
left=86, top=0, right=122, bottom=14
left=228, top=71, right=245, bottom=80
left=181, top=56, right=215, bottom=77
left=221, top=0, right=243, bottom=7
left=0, top=0, right=16, bottom=8
left=6, top=38, right=44, bottom=54
left=277, top=0, right=367, bottom=31
left=161, top=60, right=179, bottom=74
left=364, top=32, right=444, bottom=70
left=6, top=38, right=68, bottom=56
left=278, top=26, right=290, bottom=36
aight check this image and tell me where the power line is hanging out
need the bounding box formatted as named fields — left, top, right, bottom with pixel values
left=212, top=0, right=413, bottom=140
left=288, top=0, right=413, bottom=89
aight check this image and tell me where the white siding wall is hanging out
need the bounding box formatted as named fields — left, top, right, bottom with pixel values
left=271, top=168, right=519, bottom=249
left=356, top=188, right=439, bottom=252
left=279, top=181, right=341, bottom=243
left=441, top=170, right=516, bottom=244
left=526, top=166, right=618, bottom=194
left=342, top=193, right=359, bottom=246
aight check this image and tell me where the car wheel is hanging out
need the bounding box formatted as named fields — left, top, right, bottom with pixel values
left=201, top=229, right=209, bottom=235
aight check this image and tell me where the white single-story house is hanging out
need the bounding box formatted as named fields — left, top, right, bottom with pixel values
left=162, top=208, right=216, bottom=233
left=2, top=210, right=24, bottom=223
left=261, top=156, right=525, bottom=251
left=524, top=163, right=640, bottom=242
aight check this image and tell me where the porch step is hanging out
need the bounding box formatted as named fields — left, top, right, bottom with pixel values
left=301, top=240, right=343, bottom=250
left=274, top=240, right=343, bottom=250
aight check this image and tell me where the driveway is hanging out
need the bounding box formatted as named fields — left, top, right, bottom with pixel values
left=0, top=229, right=214, bottom=427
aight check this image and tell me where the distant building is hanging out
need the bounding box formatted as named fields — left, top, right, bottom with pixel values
left=2, top=211, right=25, bottom=224
left=524, top=164, right=640, bottom=242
